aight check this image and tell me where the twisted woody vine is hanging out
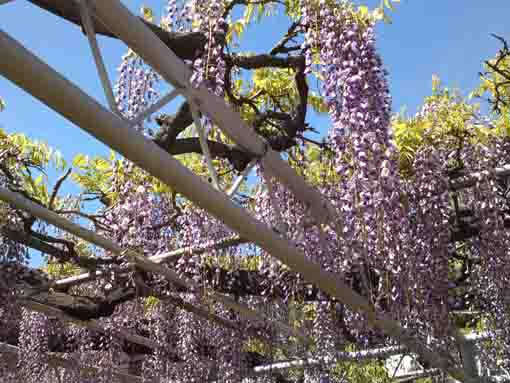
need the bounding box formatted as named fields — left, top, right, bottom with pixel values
left=1, top=0, right=510, bottom=382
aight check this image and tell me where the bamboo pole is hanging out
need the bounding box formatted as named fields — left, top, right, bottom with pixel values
left=251, top=346, right=405, bottom=375
left=54, top=235, right=246, bottom=289
left=0, top=29, right=468, bottom=381
left=78, top=0, right=119, bottom=114
left=128, top=87, right=182, bottom=128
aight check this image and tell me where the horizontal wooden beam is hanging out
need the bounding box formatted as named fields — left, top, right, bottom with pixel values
left=54, top=235, right=246, bottom=289
left=251, top=346, right=405, bottom=375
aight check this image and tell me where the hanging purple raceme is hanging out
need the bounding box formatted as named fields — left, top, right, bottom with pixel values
left=463, top=139, right=510, bottom=366
left=18, top=309, right=51, bottom=381
left=142, top=303, right=178, bottom=382
left=162, top=0, right=226, bottom=95
left=301, top=1, right=410, bottom=317
left=188, top=0, right=227, bottom=97
left=253, top=169, right=343, bottom=299
left=210, top=303, right=246, bottom=383
left=101, top=174, right=179, bottom=258
left=313, top=301, right=341, bottom=362
left=171, top=299, right=213, bottom=383
left=163, top=0, right=194, bottom=32
left=114, top=53, right=159, bottom=128
left=406, top=147, right=450, bottom=334
left=174, top=205, right=238, bottom=287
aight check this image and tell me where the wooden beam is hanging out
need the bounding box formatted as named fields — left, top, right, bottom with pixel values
left=251, top=346, right=405, bottom=375
left=54, top=235, right=246, bottom=289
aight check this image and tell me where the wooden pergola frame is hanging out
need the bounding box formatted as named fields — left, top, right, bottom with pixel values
left=0, top=1, right=487, bottom=381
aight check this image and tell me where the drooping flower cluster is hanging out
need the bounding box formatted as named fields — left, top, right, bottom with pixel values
left=102, top=176, right=178, bottom=256
left=114, top=52, right=159, bottom=127
left=301, top=1, right=411, bottom=323
left=405, top=147, right=450, bottom=334
left=254, top=168, right=343, bottom=296
left=162, top=0, right=226, bottom=95
left=142, top=302, right=178, bottom=382
left=460, top=139, right=510, bottom=370
left=188, top=0, right=227, bottom=96
left=162, top=0, right=194, bottom=32
left=18, top=309, right=51, bottom=381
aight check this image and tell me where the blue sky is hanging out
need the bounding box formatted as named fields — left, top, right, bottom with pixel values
left=1, top=1, right=509, bottom=266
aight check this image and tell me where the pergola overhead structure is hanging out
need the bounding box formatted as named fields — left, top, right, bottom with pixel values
left=0, top=1, right=482, bottom=382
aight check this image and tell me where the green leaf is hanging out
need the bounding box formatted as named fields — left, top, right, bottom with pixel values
left=308, top=92, right=329, bottom=114
left=432, top=74, right=441, bottom=92
left=34, top=173, right=44, bottom=186
left=358, top=5, right=369, bottom=19
left=308, top=146, right=320, bottom=162
left=243, top=3, right=255, bottom=24
left=372, top=7, right=384, bottom=21
left=94, top=158, right=110, bottom=171
left=140, top=5, right=154, bottom=23
left=384, top=0, right=395, bottom=11
left=72, top=153, right=88, bottom=168
left=226, top=20, right=246, bottom=43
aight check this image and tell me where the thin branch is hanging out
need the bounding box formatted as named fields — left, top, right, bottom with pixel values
left=48, top=168, right=72, bottom=209
left=270, top=20, right=301, bottom=55
left=226, top=53, right=305, bottom=69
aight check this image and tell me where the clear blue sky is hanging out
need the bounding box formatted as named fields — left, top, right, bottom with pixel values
left=1, top=1, right=509, bottom=266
